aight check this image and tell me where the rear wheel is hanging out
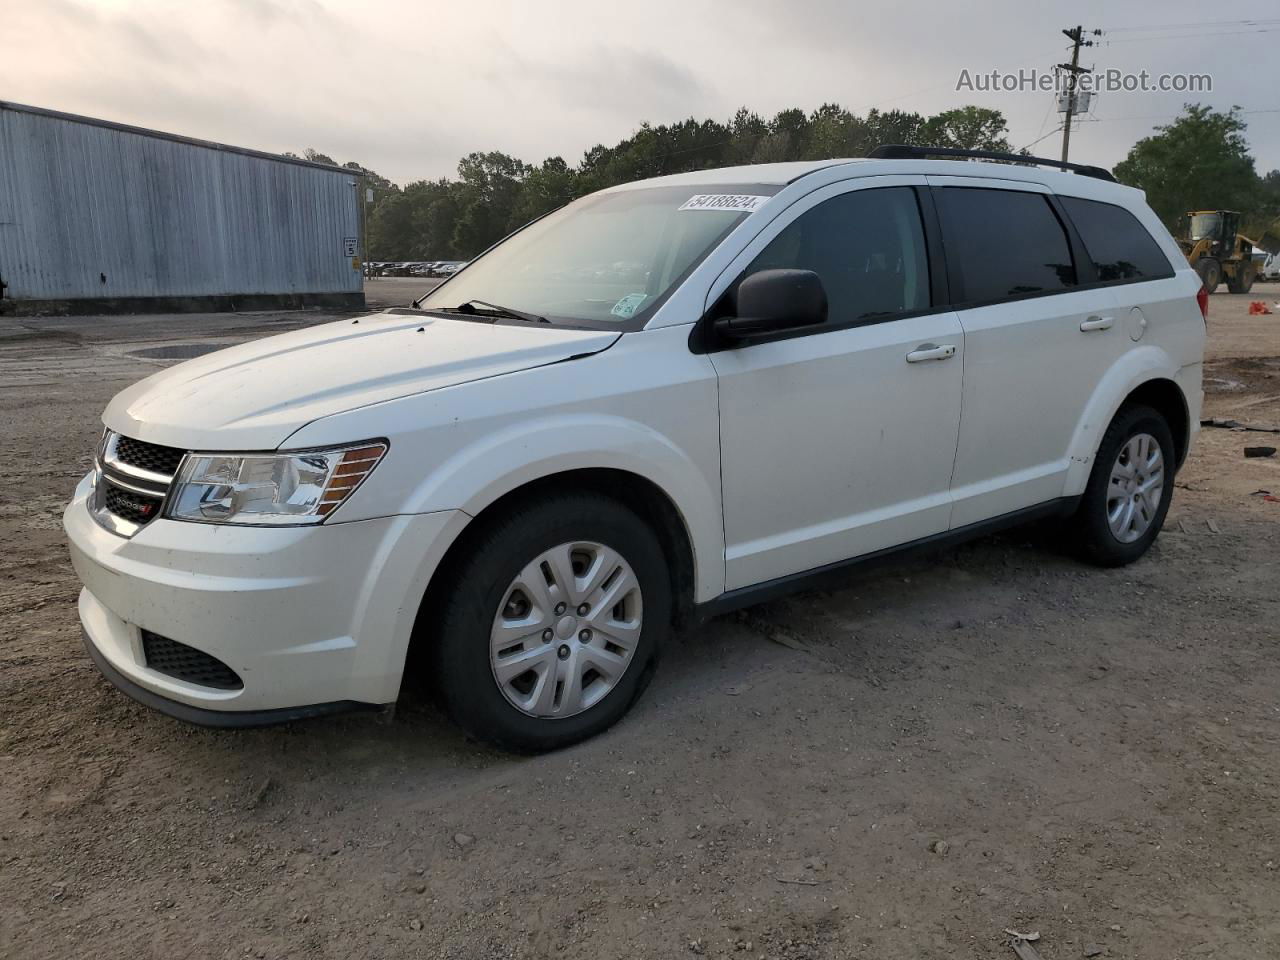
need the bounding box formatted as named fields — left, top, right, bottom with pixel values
left=1195, top=258, right=1221, bottom=293
left=1068, top=404, right=1175, bottom=567
left=430, top=493, right=670, bottom=752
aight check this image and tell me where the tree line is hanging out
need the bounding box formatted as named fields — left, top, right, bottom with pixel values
left=303, top=104, right=1015, bottom=261
left=300, top=102, right=1279, bottom=261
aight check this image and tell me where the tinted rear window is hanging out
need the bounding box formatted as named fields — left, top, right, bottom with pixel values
left=936, top=188, right=1077, bottom=303
left=1060, top=196, right=1174, bottom=283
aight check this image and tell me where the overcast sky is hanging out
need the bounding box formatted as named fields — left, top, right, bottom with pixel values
left=5, top=0, right=1277, bottom=185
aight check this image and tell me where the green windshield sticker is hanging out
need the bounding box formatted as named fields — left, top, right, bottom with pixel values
left=610, top=293, right=649, bottom=319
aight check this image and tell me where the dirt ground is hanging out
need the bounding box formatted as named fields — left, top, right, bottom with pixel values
left=1, top=285, right=1278, bottom=960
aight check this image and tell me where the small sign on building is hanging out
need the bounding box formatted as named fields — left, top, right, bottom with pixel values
left=343, top=237, right=358, bottom=257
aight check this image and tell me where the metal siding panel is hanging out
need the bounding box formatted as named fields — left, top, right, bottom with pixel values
left=0, top=106, right=360, bottom=301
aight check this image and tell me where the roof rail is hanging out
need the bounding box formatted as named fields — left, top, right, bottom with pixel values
left=867, top=144, right=1117, bottom=183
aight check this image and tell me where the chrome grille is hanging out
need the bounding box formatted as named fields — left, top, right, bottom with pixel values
left=91, top=431, right=186, bottom=538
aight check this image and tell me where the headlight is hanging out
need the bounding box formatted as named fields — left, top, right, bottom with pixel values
left=166, top=441, right=387, bottom=526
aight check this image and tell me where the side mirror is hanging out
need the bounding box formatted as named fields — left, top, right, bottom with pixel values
left=715, top=269, right=828, bottom=344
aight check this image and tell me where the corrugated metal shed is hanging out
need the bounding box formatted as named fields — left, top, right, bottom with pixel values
left=0, top=101, right=363, bottom=309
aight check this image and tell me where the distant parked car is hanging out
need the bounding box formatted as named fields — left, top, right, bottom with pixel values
left=1262, top=252, right=1280, bottom=281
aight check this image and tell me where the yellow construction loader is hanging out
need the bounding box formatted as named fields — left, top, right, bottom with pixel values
left=1179, top=210, right=1259, bottom=294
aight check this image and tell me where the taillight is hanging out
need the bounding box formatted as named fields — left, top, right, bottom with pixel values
left=1196, top=286, right=1209, bottom=321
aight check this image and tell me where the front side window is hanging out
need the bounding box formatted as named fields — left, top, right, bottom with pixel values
left=1061, top=196, right=1175, bottom=283
left=936, top=188, right=1077, bottom=303
left=416, top=184, right=779, bottom=329
left=740, top=186, right=931, bottom=324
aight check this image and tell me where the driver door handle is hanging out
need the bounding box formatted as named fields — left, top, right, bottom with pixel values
left=1080, top=315, right=1114, bottom=332
left=906, top=343, right=957, bottom=363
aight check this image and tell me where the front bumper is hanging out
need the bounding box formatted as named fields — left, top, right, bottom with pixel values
left=64, top=473, right=465, bottom=719
left=79, top=625, right=376, bottom=727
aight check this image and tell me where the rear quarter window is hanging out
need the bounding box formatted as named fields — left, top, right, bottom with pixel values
left=1059, top=196, right=1175, bottom=283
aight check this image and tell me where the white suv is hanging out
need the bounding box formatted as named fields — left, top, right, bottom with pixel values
left=64, top=147, right=1206, bottom=751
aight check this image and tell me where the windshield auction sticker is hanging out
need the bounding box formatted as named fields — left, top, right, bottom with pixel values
left=610, top=293, right=648, bottom=319
left=678, top=194, right=770, bottom=213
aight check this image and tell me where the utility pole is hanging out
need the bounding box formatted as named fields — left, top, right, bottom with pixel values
left=362, top=180, right=373, bottom=276
left=1058, top=25, right=1094, bottom=163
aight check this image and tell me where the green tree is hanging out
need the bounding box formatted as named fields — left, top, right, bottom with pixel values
left=302, top=148, right=337, bottom=166
left=723, top=108, right=768, bottom=165
left=1114, top=104, right=1260, bottom=228
left=1246, top=169, right=1280, bottom=248
left=510, top=156, right=578, bottom=228
left=864, top=109, right=926, bottom=149
left=366, top=192, right=416, bottom=260
left=804, top=103, right=864, bottom=159
left=417, top=188, right=464, bottom=259
left=917, top=106, right=1012, bottom=151
left=451, top=151, right=531, bottom=254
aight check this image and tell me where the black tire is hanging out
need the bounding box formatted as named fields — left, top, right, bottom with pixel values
left=430, top=492, right=670, bottom=753
left=1195, top=258, right=1221, bottom=294
left=1068, top=404, right=1176, bottom=567
left=1226, top=265, right=1255, bottom=295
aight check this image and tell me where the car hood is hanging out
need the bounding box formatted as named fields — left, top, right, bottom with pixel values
left=104, top=311, right=620, bottom=451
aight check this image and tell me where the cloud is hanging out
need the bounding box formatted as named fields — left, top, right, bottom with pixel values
left=3, top=0, right=1275, bottom=184
left=536, top=46, right=710, bottom=116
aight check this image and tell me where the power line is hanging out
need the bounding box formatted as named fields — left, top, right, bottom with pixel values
left=1090, top=107, right=1280, bottom=122
left=1100, top=26, right=1280, bottom=43
left=1018, top=126, right=1064, bottom=153
left=1102, top=16, right=1280, bottom=32
left=1032, top=97, right=1055, bottom=142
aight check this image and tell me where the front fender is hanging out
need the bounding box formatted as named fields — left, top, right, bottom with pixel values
left=1063, top=345, right=1188, bottom=495
left=283, top=326, right=725, bottom=603
left=402, top=413, right=725, bottom=602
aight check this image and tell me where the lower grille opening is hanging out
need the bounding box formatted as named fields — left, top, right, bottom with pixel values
left=141, top=631, right=243, bottom=691
left=103, top=483, right=164, bottom=526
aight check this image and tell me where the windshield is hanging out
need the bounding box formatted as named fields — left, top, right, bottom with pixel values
left=416, top=184, right=779, bottom=329
left=1190, top=213, right=1221, bottom=241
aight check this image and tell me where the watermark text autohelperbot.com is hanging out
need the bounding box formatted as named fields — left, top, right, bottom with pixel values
left=956, top=68, right=1212, bottom=95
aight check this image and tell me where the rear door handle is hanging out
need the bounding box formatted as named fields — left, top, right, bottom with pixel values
left=906, top=343, right=957, bottom=363
left=1080, top=315, right=1114, bottom=332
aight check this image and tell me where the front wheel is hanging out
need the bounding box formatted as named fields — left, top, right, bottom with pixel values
left=1195, top=258, right=1221, bottom=294
left=430, top=493, right=670, bottom=752
left=1068, top=404, right=1175, bottom=567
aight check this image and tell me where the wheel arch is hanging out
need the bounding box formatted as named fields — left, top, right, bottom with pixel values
left=406, top=467, right=702, bottom=679
left=1123, top=378, right=1190, bottom=468
left=1064, top=348, right=1192, bottom=496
